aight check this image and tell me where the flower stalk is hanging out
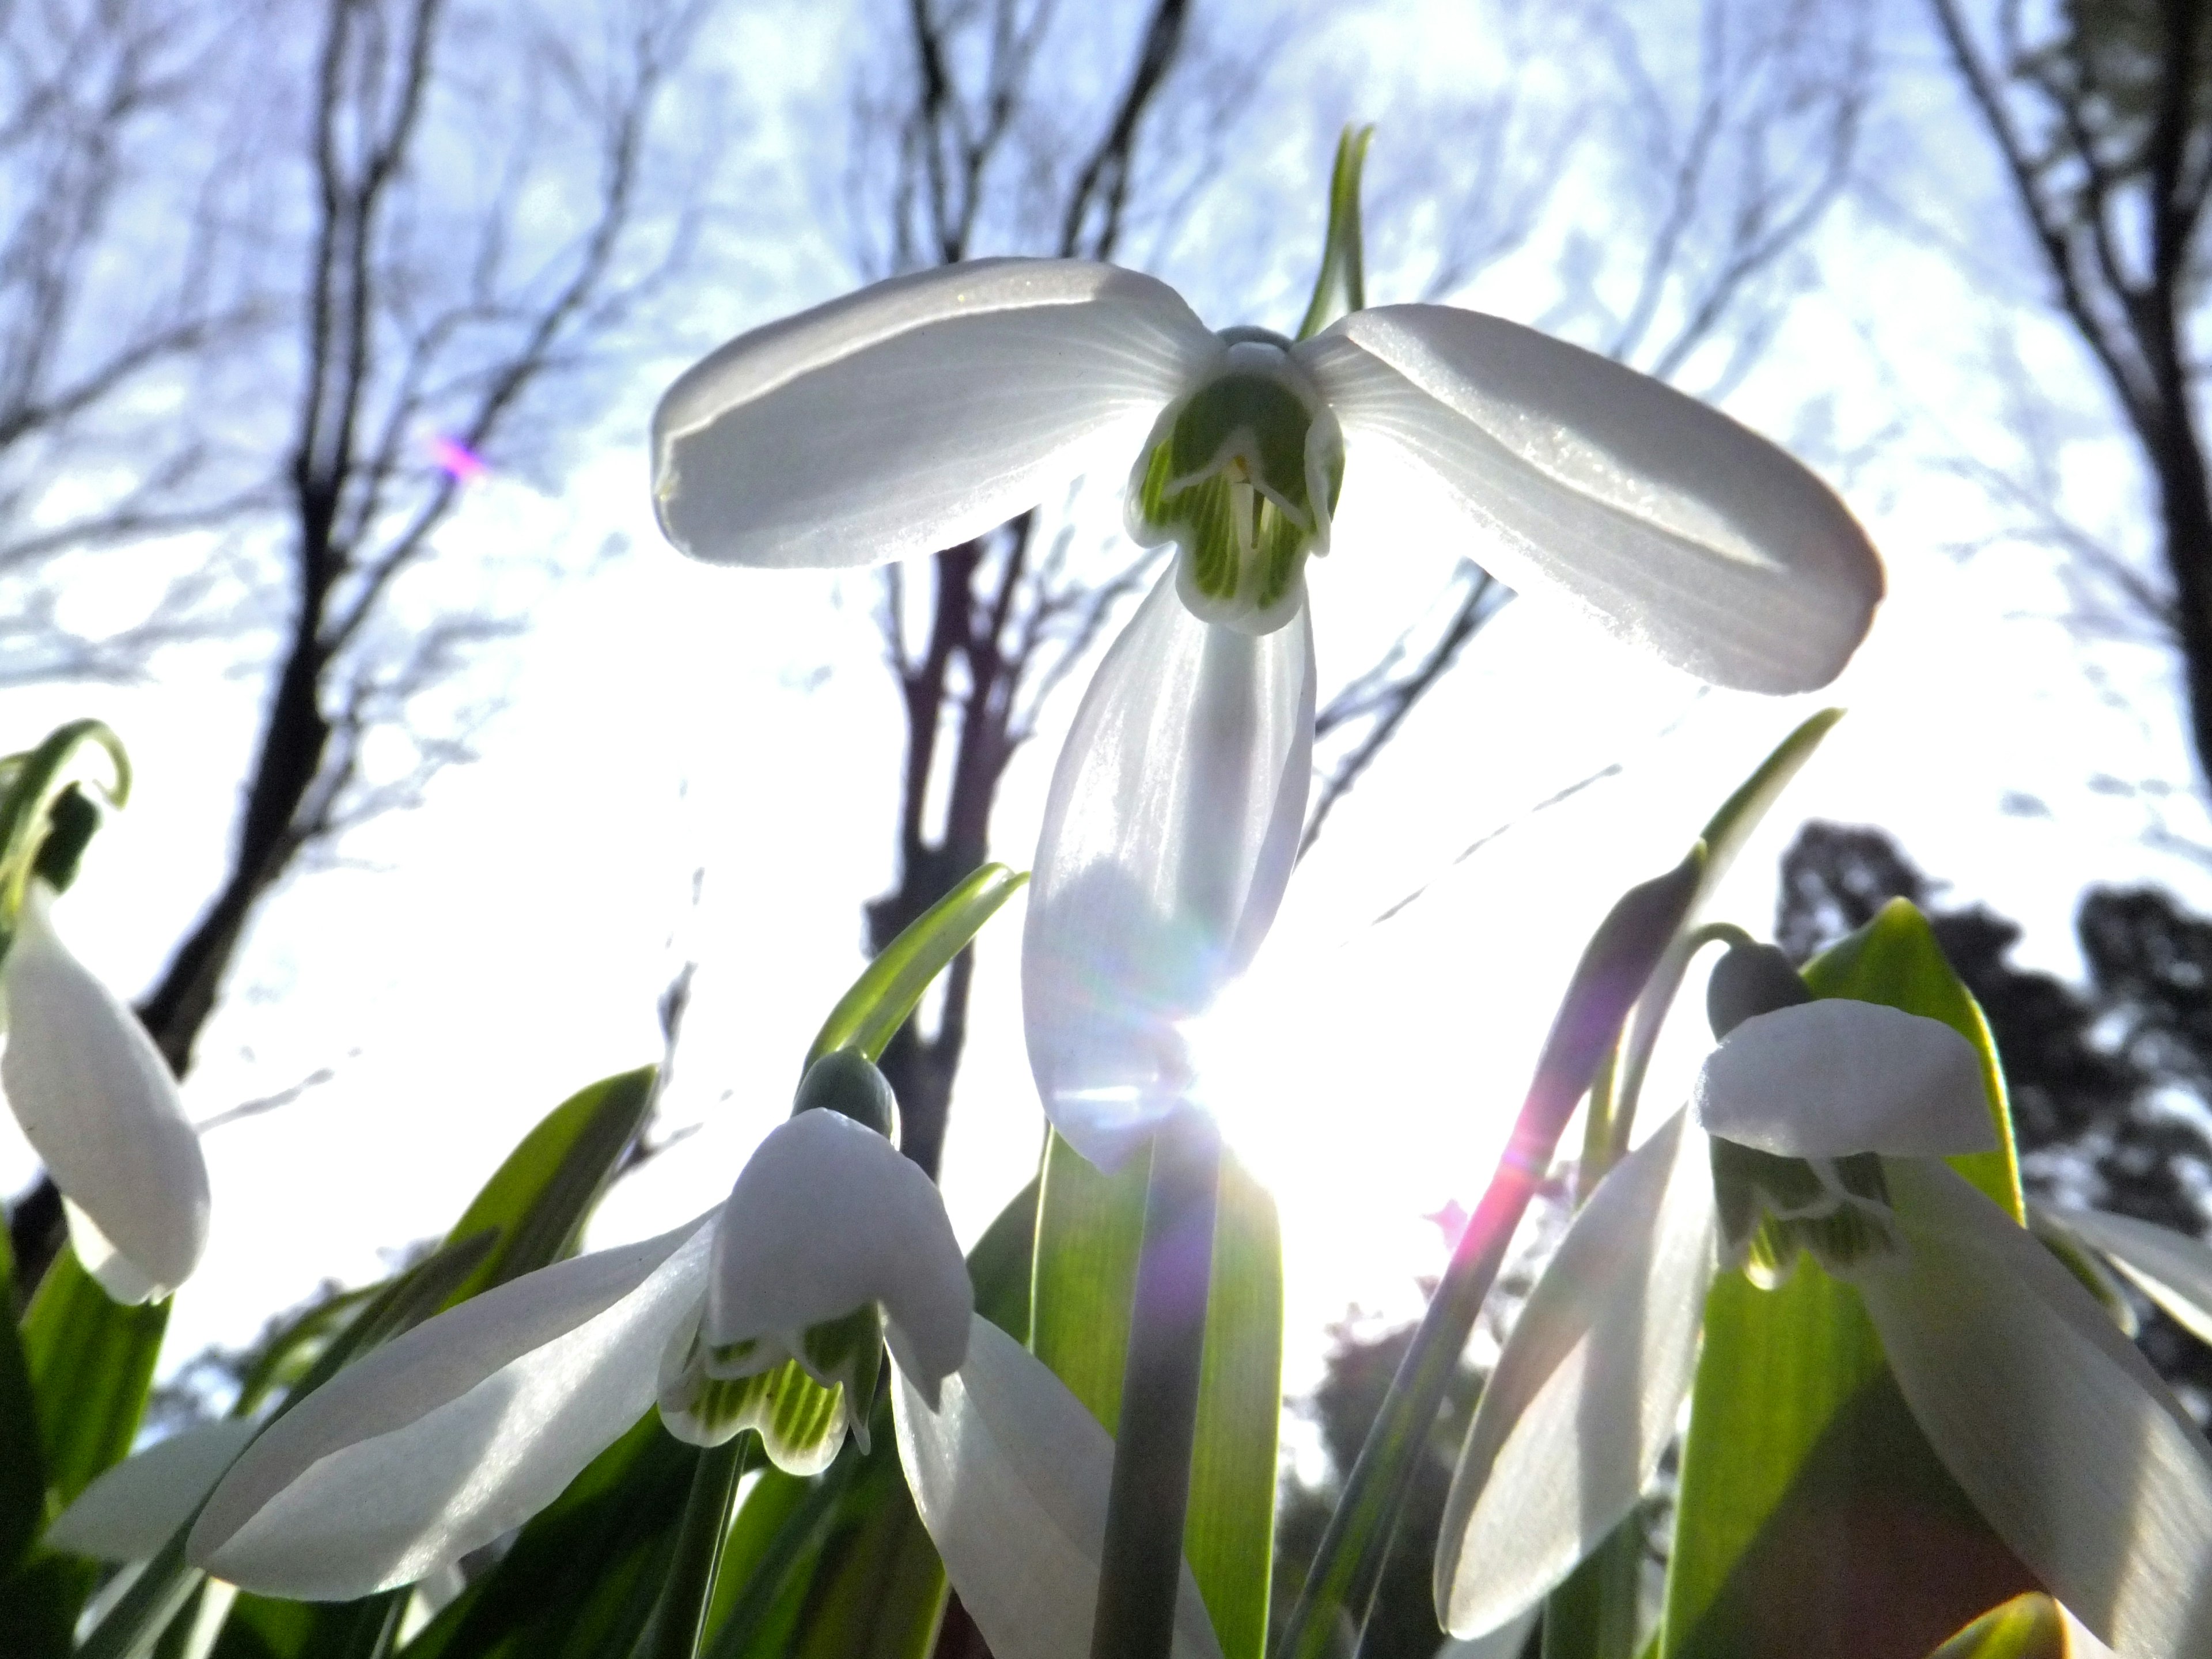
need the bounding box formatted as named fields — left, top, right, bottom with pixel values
left=635, top=1435, right=751, bottom=1659
left=1090, top=1102, right=1222, bottom=1659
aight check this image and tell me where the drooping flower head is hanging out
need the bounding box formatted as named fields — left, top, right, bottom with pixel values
left=1435, top=945, right=2212, bottom=1657
left=653, top=244, right=1885, bottom=1171
left=0, top=723, right=207, bottom=1302
left=187, top=1049, right=971, bottom=1600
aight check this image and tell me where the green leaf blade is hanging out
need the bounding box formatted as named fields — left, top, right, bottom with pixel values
left=804, top=864, right=1025, bottom=1069
left=1029, top=1130, right=1283, bottom=1659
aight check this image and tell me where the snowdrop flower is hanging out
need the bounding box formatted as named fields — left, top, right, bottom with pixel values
left=189, top=1056, right=971, bottom=1601
left=2, top=877, right=207, bottom=1302
left=1435, top=989, right=2212, bottom=1657
left=652, top=260, right=1883, bottom=1171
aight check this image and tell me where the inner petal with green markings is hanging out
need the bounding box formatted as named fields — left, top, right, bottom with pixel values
left=1127, top=333, right=1345, bottom=634
left=1709, top=1135, right=1903, bottom=1287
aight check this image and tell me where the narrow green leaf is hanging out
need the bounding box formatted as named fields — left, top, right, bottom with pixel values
left=20, top=1244, right=166, bottom=1509
left=632, top=1437, right=748, bottom=1659
left=1797, top=898, right=2021, bottom=1219
left=0, top=1244, right=168, bottom=1653
left=698, top=1463, right=844, bottom=1658
left=227, top=1282, right=384, bottom=1419
left=0, top=1219, right=47, bottom=1574
left=786, top=1427, right=945, bottom=1659
left=1296, top=126, right=1373, bottom=340
left=1543, top=1514, right=1644, bottom=1659
left=1657, top=907, right=2036, bottom=1659
left=440, top=1066, right=659, bottom=1306
left=804, top=864, right=1025, bottom=1069
left=968, top=1173, right=1040, bottom=1344
left=1924, top=1594, right=2074, bottom=1659
left=1029, top=1130, right=1283, bottom=1659
left=1608, top=709, right=1843, bottom=1153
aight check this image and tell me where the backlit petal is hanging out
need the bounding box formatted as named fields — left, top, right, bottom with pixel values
left=1300, top=305, right=1881, bottom=693
left=1021, top=570, right=1313, bottom=1172
left=891, top=1315, right=1224, bottom=1659
left=704, top=1108, right=972, bottom=1402
left=1436, top=1109, right=1717, bottom=1637
left=1, top=880, right=207, bottom=1300
left=1693, top=999, right=1995, bottom=1159
left=1858, top=1161, right=2212, bottom=1656
left=654, top=258, right=1218, bottom=569
left=189, top=1217, right=712, bottom=1600
left=46, top=1419, right=257, bottom=1562
left=2040, top=1204, right=2212, bottom=1349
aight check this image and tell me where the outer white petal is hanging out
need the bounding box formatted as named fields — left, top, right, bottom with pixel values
left=1298, top=306, right=1881, bottom=693
left=891, top=1315, right=1224, bottom=1659
left=1022, top=570, right=1313, bottom=1171
left=1858, top=1160, right=2212, bottom=1657
left=1436, top=1109, right=1717, bottom=1637
left=188, top=1217, right=713, bottom=1600
left=46, top=1419, right=258, bottom=1561
left=1436, top=1608, right=1540, bottom=1659
left=1692, top=999, right=1995, bottom=1159
left=703, top=1108, right=972, bottom=1400
left=2040, top=1203, right=2212, bottom=1349
left=654, top=258, right=1219, bottom=569
left=1, top=881, right=208, bottom=1300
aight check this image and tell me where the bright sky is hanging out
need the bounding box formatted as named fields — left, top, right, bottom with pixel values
left=4, top=0, right=2209, bottom=1436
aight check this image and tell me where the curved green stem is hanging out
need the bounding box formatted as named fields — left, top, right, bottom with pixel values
left=1275, top=849, right=1702, bottom=1659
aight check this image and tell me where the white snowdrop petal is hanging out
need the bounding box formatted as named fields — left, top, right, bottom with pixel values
left=1859, top=1160, right=2212, bottom=1657
left=63, top=1196, right=165, bottom=1306
left=1022, top=570, right=1313, bottom=1172
left=189, top=1218, right=713, bottom=1600
left=654, top=258, right=1219, bottom=570
left=703, top=1109, right=972, bottom=1396
left=1438, top=1608, right=1541, bottom=1659
left=46, top=1419, right=259, bottom=1562
left=892, top=1315, right=1224, bottom=1659
left=1437, top=1109, right=1717, bottom=1637
left=2040, top=1204, right=2212, bottom=1350
left=1693, top=999, right=1995, bottom=1158
left=2, top=880, right=207, bottom=1298
left=1300, top=305, right=1881, bottom=694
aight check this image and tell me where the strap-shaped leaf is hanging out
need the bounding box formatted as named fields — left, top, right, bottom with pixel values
left=0, top=1221, right=45, bottom=1575
left=1029, top=1128, right=1282, bottom=1659
left=804, top=863, right=1025, bottom=1067
left=1603, top=708, right=1843, bottom=1154
left=1296, top=125, right=1373, bottom=341
left=1798, top=899, right=2020, bottom=1219
left=440, top=1065, right=659, bottom=1306
left=0, top=1244, right=168, bottom=1653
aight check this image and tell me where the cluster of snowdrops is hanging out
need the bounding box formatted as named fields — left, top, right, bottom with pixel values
left=6, top=138, right=2212, bottom=1659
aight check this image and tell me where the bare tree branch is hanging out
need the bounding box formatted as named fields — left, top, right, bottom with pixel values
left=1929, top=0, right=2212, bottom=787
left=1300, top=0, right=1869, bottom=851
